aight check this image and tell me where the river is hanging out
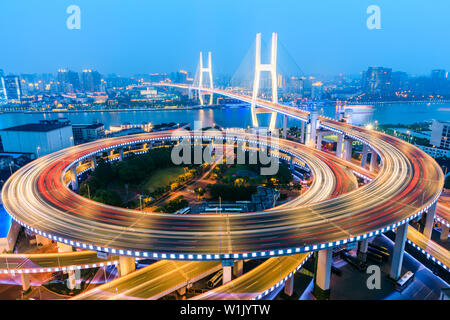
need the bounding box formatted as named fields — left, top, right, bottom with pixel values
left=0, top=102, right=449, bottom=131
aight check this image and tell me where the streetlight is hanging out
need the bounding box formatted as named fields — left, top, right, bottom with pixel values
left=36, top=146, right=41, bottom=158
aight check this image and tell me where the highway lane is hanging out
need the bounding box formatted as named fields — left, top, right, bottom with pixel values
left=407, top=226, right=449, bottom=269
left=1, top=88, right=444, bottom=258
left=71, top=260, right=222, bottom=300
left=191, top=254, right=311, bottom=300
left=0, top=251, right=118, bottom=273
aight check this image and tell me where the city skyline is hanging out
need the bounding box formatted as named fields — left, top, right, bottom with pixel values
left=1, top=0, right=449, bottom=76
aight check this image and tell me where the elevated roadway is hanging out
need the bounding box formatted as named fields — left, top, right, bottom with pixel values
left=1, top=88, right=444, bottom=260
left=73, top=136, right=358, bottom=300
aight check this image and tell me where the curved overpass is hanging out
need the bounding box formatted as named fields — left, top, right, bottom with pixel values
left=73, top=142, right=358, bottom=300
left=1, top=89, right=444, bottom=260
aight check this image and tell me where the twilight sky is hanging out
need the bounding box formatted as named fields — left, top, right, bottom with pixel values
left=0, top=0, right=449, bottom=76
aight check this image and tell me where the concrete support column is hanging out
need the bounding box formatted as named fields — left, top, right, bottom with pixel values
left=369, top=151, right=377, bottom=172
left=307, top=110, right=318, bottom=148
left=91, top=156, right=97, bottom=168
left=300, top=121, right=305, bottom=144
left=222, top=260, right=233, bottom=284
left=314, top=248, right=332, bottom=299
left=282, top=115, right=287, bottom=139
left=21, top=273, right=30, bottom=292
left=343, top=138, right=352, bottom=161
left=336, top=134, right=344, bottom=159
left=423, top=202, right=437, bottom=239
left=357, top=238, right=369, bottom=262
left=66, top=270, right=80, bottom=290
left=119, top=148, right=124, bottom=161
left=441, top=224, right=449, bottom=242
left=389, top=223, right=408, bottom=280
left=70, top=167, right=78, bottom=191
left=361, top=144, right=369, bottom=169
left=118, top=256, right=136, bottom=277
left=233, top=260, right=243, bottom=277
left=316, top=132, right=323, bottom=151
left=284, top=275, right=294, bottom=296
left=177, top=286, right=186, bottom=296
left=289, top=155, right=294, bottom=171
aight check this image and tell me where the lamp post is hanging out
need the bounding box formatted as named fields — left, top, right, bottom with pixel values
left=36, top=146, right=41, bottom=158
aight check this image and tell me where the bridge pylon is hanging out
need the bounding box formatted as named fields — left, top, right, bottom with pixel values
left=198, top=51, right=214, bottom=106
left=251, top=32, right=278, bottom=132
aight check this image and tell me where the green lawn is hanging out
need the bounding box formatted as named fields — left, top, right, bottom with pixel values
left=222, top=164, right=267, bottom=185
left=141, top=167, right=185, bottom=193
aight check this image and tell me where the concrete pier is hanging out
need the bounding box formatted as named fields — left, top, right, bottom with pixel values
left=369, top=151, right=377, bottom=172
left=284, top=275, right=294, bottom=296
left=222, top=260, right=234, bottom=284
left=118, top=256, right=136, bottom=277
left=313, top=249, right=332, bottom=299
left=423, top=202, right=437, bottom=239
left=389, top=223, right=408, bottom=280
left=441, top=224, right=449, bottom=242
left=282, top=114, right=287, bottom=139
left=233, top=260, right=243, bottom=277
left=361, top=144, right=369, bottom=168
left=21, top=273, right=30, bottom=292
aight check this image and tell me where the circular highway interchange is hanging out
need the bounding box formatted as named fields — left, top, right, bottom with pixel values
left=1, top=108, right=444, bottom=261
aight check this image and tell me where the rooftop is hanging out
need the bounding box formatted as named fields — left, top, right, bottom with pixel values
left=72, top=123, right=104, bottom=129
left=0, top=119, right=71, bottom=132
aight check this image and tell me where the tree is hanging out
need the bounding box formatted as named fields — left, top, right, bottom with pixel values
left=194, top=187, right=205, bottom=200
left=92, top=189, right=123, bottom=207
left=292, top=183, right=302, bottom=191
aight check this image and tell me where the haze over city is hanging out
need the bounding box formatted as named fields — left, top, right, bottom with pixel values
left=1, top=0, right=449, bottom=76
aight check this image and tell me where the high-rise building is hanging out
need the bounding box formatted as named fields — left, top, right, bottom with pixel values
left=1, top=75, right=22, bottom=102
left=57, top=69, right=70, bottom=92
left=81, top=69, right=102, bottom=92
left=301, top=77, right=313, bottom=97
left=72, top=122, right=105, bottom=144
left=81, top=69, right=94, bottom=92
left=391, top=71, right=408, bottom=92
left=430, top=69, right=448, bottom=94
left=68, top=71, right=81, bottom=91
left=431, top=69, right=447, bottom=81
left=311, top=81, right=324, bottom=100
left=361, top=67, right=392, bottom=95
left=430, top=120, right=450, bottom=150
